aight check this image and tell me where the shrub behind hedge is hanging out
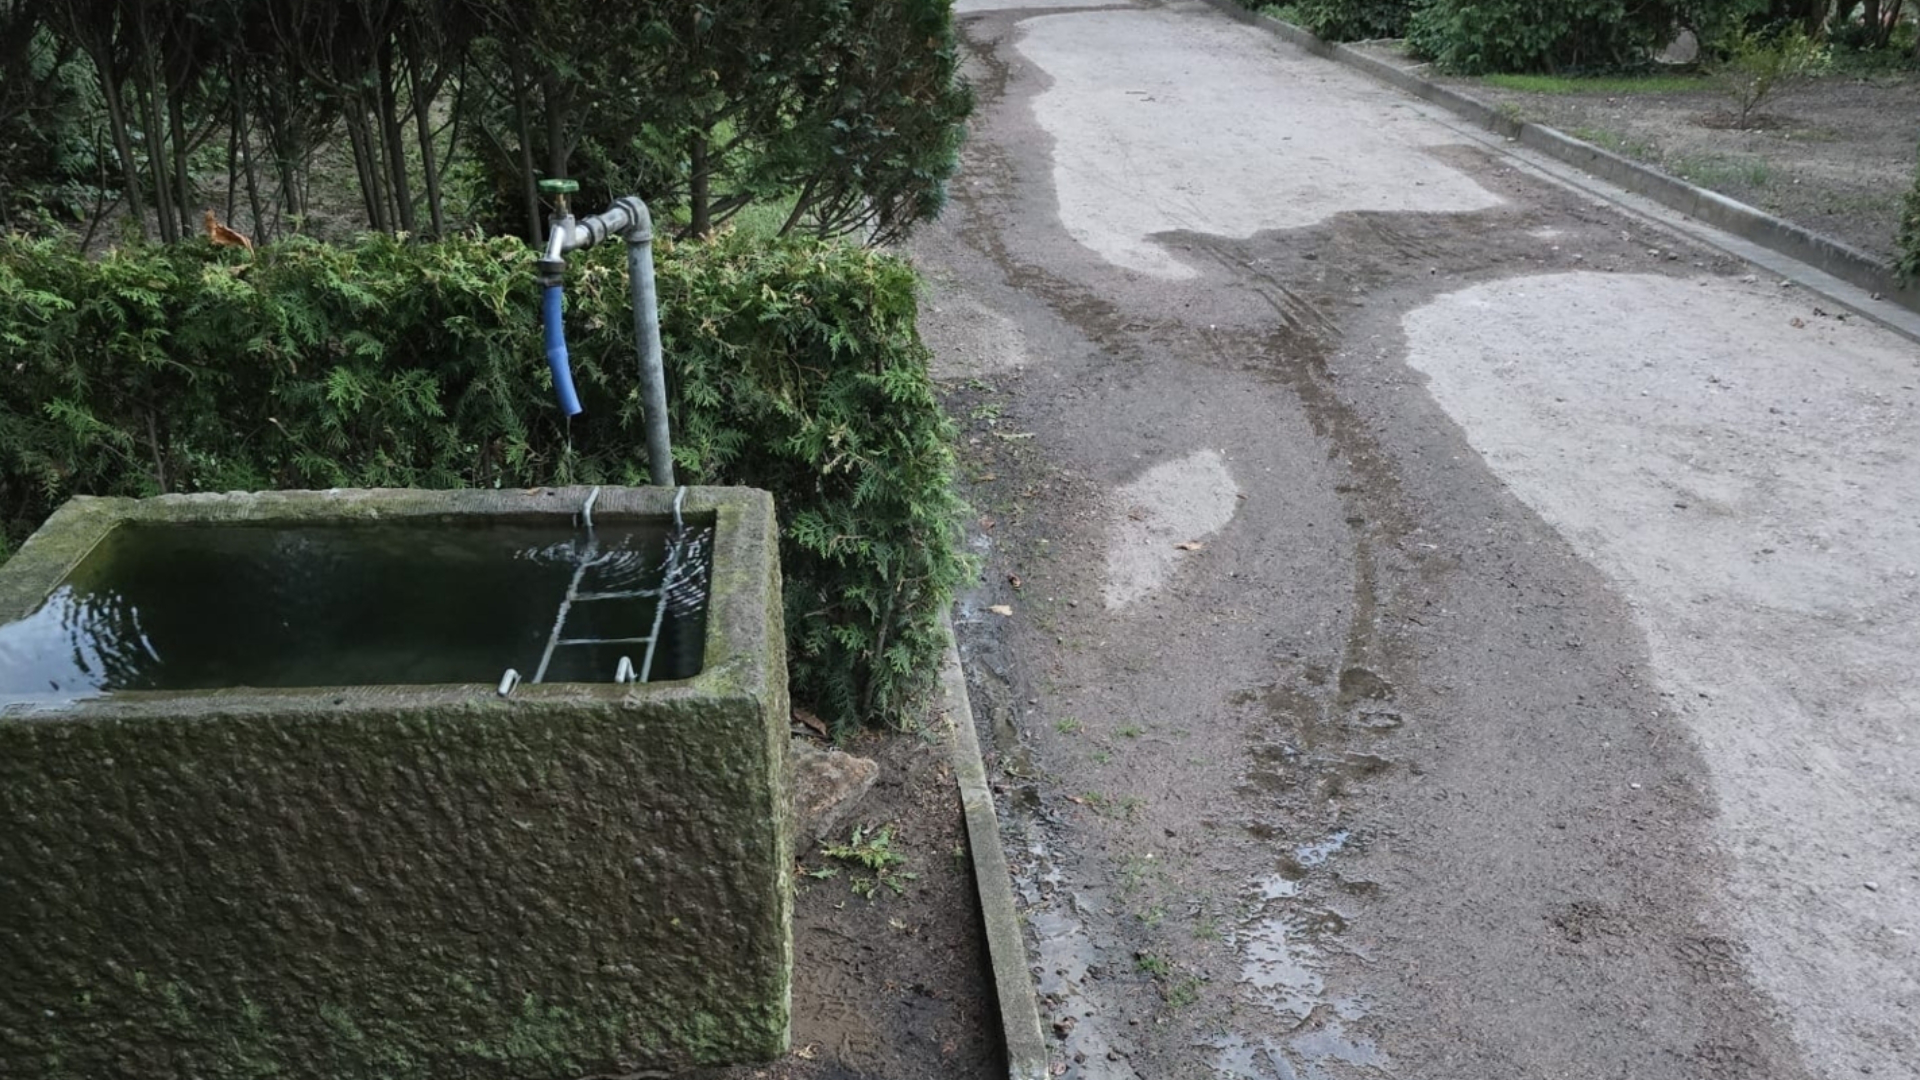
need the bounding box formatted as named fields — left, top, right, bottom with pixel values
left=1408, top=0, right=1759, bottom=73
left=1288, top=0, right=1417, bottom=41
left=0, top=231, right=968, bottom=733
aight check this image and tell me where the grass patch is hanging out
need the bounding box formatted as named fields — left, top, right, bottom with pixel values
left=1570, top=126, right=1660, bottom=161
left=1670, top=153, right=1773, bottom=189
left=1482, top=72, right=1707, bottom=96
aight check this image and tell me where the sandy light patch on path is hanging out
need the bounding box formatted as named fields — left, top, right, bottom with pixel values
left=1013, top=4, right=1502, bottom=279
left=1404, top=270, right=1920, bottom=1080
left=1105, top=448, right=1241, bottom=609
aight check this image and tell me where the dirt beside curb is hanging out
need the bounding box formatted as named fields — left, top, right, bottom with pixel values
left=1333, top=41, right=1920, bottom=263
left=690, top=730, right=999, bottom=1080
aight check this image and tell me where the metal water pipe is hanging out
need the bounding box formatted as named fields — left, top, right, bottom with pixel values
left=534, top=178, right=675, bottom=486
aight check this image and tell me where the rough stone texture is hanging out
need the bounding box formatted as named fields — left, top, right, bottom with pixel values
left=0, top=487, right=792, bottom=1080
left=789, top=740, right=879, bottom=850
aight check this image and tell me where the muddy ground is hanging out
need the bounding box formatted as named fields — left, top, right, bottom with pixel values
left=921, top=2, right=1918, bottom=1079
left=691, top=731, right=999, bottom=1080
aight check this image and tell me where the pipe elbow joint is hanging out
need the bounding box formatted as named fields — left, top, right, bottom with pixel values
left=612, top=196, right=654, bottom=245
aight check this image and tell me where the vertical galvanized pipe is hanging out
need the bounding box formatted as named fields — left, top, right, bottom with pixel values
left=619, top=200, right=675, bottom=487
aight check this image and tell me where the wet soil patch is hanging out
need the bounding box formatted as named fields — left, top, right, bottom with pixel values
left=689, top=732, right=999, bottom=1080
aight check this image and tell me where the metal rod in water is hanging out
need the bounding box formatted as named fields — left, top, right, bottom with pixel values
left=532, top=539, right=598, bottom=684
left=638, top=489, right=691, bottom=685
left=573, top=588, right=662, bottom=602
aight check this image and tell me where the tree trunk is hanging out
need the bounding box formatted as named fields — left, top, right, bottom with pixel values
left=689, top=128, right=711, bottom=238
left=94, top=55, right=148, bottom=241
left=377, top=39, right=416, bottom=233
left=261, top=79, right=304, bottom=223
left=167, top=90, right=193, bottom=235
left=344, top=109, right=388, bottom=232
left=132, top=49, right=177, bottom=242
left=404, top=33, right=446, bottom=236
left=1880, top=0, right=1905, bottom=47
left=225, top=100, right=240, bottom=222
left=140, top=84, right=176, bottom=241
left=510, top=59, right=541, bottom=243
left=541, top=71, right=568, bottom=181
left=235, top=86, right=268, bottom=242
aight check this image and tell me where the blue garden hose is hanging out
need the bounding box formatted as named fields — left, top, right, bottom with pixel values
left=542, top=283, right=583, bottom=417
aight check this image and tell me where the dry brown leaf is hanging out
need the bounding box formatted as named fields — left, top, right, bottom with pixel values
left=988, top=604, right=1014, bottom=617
left=792, top=707, right=828, bottom=738
left=1008, top=573, right=1023, bottom=590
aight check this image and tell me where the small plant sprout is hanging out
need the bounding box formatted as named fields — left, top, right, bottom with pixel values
left=820, top=823, right=917, bottom=900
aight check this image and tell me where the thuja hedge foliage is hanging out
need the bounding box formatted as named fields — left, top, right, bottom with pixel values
left=0, top=231, right=969, bottom=732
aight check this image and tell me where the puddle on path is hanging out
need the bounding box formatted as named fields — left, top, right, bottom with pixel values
left=1214, top=837, right=1388, bottom=1078
left=1020, top=840, right=1147, bottom=1080
left=1214, top=659, right=1401, bottom=1078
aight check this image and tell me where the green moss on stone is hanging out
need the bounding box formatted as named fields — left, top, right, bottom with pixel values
left=0, top=488, right=792, bottom=1080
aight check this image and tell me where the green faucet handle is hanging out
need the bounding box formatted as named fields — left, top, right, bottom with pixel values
left=538, top=179, right=579, bottom=195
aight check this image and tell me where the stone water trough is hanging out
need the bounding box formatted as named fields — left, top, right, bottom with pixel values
left=0, top=487, right=791, bottom=1079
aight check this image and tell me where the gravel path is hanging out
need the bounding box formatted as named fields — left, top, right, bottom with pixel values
left=920, top=3, right=1919, bottom=1078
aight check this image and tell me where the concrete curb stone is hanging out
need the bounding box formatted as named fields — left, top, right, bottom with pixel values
left=939, top=613, right=1050, bottom=1080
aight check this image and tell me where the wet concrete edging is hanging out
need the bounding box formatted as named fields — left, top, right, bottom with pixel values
left=1196, top=0, right=1920, bottom=321
left=940, top=612, right=1050, bottom=1080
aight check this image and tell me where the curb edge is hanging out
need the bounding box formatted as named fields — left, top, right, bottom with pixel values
left=941, top=613, right=1050, bottom=1080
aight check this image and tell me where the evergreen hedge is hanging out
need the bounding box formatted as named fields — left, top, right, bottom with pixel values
left=1286, top=0, right=1418, bottom=41
left=1408, top=0, right=1761, bottom=73
left=0, top=231, right=969, bottom=733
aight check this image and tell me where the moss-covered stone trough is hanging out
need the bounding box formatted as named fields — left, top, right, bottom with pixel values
left=0, top=487, right=792, bottom=1079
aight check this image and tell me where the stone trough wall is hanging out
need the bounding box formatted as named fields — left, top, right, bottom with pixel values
left=0, top=487, right=791, bottom=1080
